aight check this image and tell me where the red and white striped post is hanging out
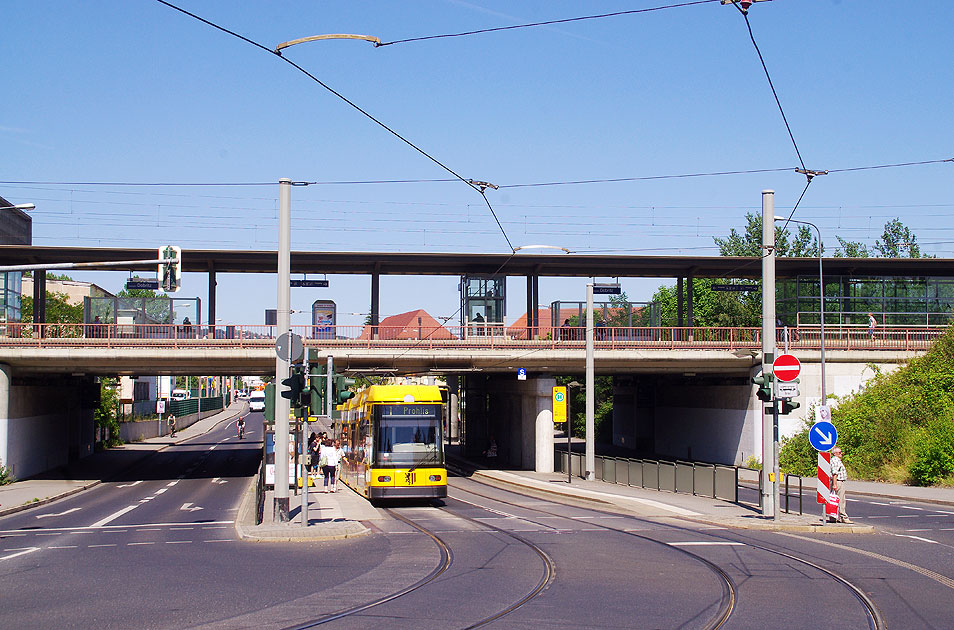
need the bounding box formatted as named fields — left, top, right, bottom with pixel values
left=817, top=450, right=832, bottom=521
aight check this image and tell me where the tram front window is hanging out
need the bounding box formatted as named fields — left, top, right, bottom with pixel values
left=374, top=404, right=443, bottom=467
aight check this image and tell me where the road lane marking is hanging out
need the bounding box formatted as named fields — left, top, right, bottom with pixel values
left=128, top=542, right=154, bottom=546
left=870, top=501, right=893, bottom=506
left=180, top=503, right=203, bottom=512
left=899, top=505, right=925, bottom=511
left=1, top=547, right=40, bottom=560
left=893, top=534, right=939, bottom=544
left=36, top=507, right=81, bottom=519
left=89, top=505, right=140, bottom=528
left=668, top=542, right=746, bottom=547
left=117, top=481, right=143, bottom=488
left=167, top=480, right=180, bottom=487
left=0, top=520, right=234, bottom=534
left=88, top=544, right=117, bottom=548
left=166, top=541, right=192, bottom=544
left=48, top=545, right=77, bottom=549
left=204, top=539, right=231, bottom=543
left=155, top=488, right=167, bottom=495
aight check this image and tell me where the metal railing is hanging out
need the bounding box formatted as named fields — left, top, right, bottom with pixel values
left=0, top=322, right=943, bottom=352
left=557, top=450, right=804, bottom=514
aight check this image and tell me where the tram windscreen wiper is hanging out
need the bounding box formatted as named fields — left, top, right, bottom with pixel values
left=407, top=451, right=440, bottom=474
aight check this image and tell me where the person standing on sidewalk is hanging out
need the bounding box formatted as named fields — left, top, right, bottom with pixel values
left=168, top=414, right=177, bottom=438
left=319, top=438, right=340, bottom=493
left=830, top=447, right=852, bottom=523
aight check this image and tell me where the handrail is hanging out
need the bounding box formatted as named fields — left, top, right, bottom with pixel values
left=0, top=322, right=945, bottom=352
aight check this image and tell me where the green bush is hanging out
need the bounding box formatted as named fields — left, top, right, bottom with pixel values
left=0, top=461, right=13, bottom=485
left=909, top=419, right=954, bottom=486
left=779, top=422, right=817, bottom=477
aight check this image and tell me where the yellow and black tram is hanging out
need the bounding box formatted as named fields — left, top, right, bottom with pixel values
left=336, top=384, right=447, bottom=500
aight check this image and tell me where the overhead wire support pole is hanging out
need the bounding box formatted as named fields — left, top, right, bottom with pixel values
left=274, top=178, right=292, bottom=523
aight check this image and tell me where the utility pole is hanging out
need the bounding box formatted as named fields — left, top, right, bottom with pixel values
left=585, top=282, right=595, bottom=481
left=274, top=178, right=292, bottom=523
left=761, top=190, right=777, bottom=519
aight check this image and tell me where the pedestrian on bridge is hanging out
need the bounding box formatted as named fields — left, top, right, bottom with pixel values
left=868, top=313, right=877, bottom=341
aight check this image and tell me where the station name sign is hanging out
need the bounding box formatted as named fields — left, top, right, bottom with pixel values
left=290, top=279, right=330, bottom=288
left=126, top=280, right=160, bottom=290
left=711, top=284, right=759, bottom=292
left=592, top=284, right=621, bottom=295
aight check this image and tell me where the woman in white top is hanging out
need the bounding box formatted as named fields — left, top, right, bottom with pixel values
left=319, top=439, right=340, bottom=493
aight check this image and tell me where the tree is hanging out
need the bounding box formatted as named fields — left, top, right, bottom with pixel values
left=833, top=236, right=869, bottom=258
left=713, top=213, right=818, bottom=258
left=875, top=218, right=929, bottom=258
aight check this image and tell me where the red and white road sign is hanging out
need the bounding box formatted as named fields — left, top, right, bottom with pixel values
left=817, top=450, right=831, bottom=504
left=772, top=353, right=802, bottom=382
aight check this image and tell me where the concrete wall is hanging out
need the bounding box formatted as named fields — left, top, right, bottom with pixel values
left=2, top=375, right=95, bottom=480
left=118, top=407, right=223, bottom=443
left=464, top=374, right=556, bottom=470
left=612, top=358, right=907, bottom=467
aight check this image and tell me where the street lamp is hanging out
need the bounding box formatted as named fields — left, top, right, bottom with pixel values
left=774, top=216, right=826, bottom=405
left=2, top=203, right=35, bottom=211
left=275, top=33, right=381, bottom=53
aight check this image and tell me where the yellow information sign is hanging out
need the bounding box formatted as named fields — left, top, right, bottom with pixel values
left=552, top=386, right=567, bottom=424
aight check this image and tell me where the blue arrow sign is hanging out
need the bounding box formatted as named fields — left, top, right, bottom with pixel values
left=809, top=421, right=838, bottom=452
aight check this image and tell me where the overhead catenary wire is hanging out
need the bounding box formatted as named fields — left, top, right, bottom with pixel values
left=374, top=0, right=720, bottom=47
left=153, top=0, right=514, bottom=252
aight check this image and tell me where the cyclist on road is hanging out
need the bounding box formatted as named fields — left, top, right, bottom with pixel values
left=237, top=415, right=246, bottom=439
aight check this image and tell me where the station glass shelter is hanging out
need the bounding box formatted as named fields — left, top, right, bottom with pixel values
left=461, top=275, right=506, bottom=336
left=777, top=275, right=954, bottom=327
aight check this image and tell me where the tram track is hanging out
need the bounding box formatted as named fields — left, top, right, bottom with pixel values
left=447, top=476, right=886, bottom=630
left=281, top=508, right=451, bottom=630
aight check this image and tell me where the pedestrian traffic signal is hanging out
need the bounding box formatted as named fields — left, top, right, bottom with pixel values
left=281, top=370, right=305, bottom=405
left=334, top=375, right=356, bottom=404
left=779, top=399, right=800, bottom=415
left=158, top=245, right=181, bottom=293
left=752, top=370, right=773, bottom=402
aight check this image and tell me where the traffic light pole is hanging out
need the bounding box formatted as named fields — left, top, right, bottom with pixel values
left=274, top=178, right=292, bottom=523
left=761, top=189, right=777, bottom=519
left=301, top=352, right=309, bottom=528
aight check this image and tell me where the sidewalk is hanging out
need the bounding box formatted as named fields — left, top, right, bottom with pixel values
left=0, top=402, right=246, bottom=517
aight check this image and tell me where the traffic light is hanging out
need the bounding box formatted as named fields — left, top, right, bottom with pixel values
left=752, top=370, right=773, bottom=402
left=779, top=399, right=800, bottom=415
left=264, top=383, right=275, bottom=423
left=158, top=245, right=182, bottom=293
left=309, top=365, right=325, bottom=416
left=334, top=375, right=356, bottom=404
left=281, top=369, right=305, bottom=405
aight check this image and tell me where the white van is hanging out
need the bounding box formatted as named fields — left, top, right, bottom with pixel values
left=171, top=389, right=190, bottom=401
left=249, top=390, right=266, bottom=412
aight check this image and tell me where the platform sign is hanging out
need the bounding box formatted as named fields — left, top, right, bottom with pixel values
left=517, top=367, right=527, bottom=381
left=290, top=279, right=329, bottom=288
left=592, top=283, right=621, bottom=295
left=772, top=354, right=801, bottom=382
left=810, top=421, right=838, bottom=452
left=552, top=387, right=567, bottom=424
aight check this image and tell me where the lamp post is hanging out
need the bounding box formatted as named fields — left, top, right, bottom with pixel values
left=775, top=216, right=826, bottom=404
left=2, top=203, right=35, bottom=211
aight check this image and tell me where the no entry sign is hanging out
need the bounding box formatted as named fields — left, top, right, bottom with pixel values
left=772, top=354, right=801, bottom=382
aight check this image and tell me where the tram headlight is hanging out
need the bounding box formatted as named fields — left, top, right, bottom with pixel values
left=429, top=474, right=442, bottom=482
left=377, top=475, right=392, bottom=483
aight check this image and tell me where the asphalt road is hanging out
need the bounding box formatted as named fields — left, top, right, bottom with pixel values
left=3, top=424, right=954, bottom=629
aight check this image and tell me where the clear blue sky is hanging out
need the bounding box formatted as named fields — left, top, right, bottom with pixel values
left=3, top=1, right=952, bottom=328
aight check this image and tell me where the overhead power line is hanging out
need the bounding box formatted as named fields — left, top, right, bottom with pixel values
left=154, top=0, right=514, bottom=252
left=375, top=0, right=720, bottom=47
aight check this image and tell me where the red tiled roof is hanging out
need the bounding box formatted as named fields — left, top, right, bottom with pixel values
left=358, top=309, right=457, bottom=340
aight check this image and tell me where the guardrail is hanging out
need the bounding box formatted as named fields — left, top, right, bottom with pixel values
left=0, top=323, right=943, bottom=352
left=557, top=451, right=804, bottom=514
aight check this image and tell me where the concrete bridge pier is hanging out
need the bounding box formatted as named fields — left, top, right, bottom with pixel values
left=463, top=374, right=556, bottom=472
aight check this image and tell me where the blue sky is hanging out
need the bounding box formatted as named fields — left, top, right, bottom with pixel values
left=2, top=1, right=952, bottom=328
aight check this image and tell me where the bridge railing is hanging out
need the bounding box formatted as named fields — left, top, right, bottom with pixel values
left=0, top=322, right=944, bottom=351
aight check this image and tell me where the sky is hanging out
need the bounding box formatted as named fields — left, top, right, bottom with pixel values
left=2, top=1, right=952, bottom=329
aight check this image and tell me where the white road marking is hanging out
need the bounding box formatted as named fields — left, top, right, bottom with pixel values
left=166, top=541, right=191, bottom=544
left=669, top=541, right=746, bottom=547
left=36, top=507, right=81, bottom=519
left=0, top=521, right=233, bottom=534
left=899, top=505, right=925, bottom=511
left=89, top=505, right=140, bottom=528
left=870, top=501, right=893, bottom=506
left=210, top=445, right=216, bottom=451
left=117, top=481, right=143, bottom=488
left=169, top=480, right=182, bottom=485
left=88, top=544, right=117, bottom=548
left=893, top=534, right=939, bottom=544
left=1, top=547, right=40, bottom=560
left=128, top=542, right=154, bottom=546
left=180, top=503, right=203, bottom=512
left=48, top=545, right=77, bottom=549
left=155, top=488, right=167, bottom=495
left=204, top=539, right=231, bottom=543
